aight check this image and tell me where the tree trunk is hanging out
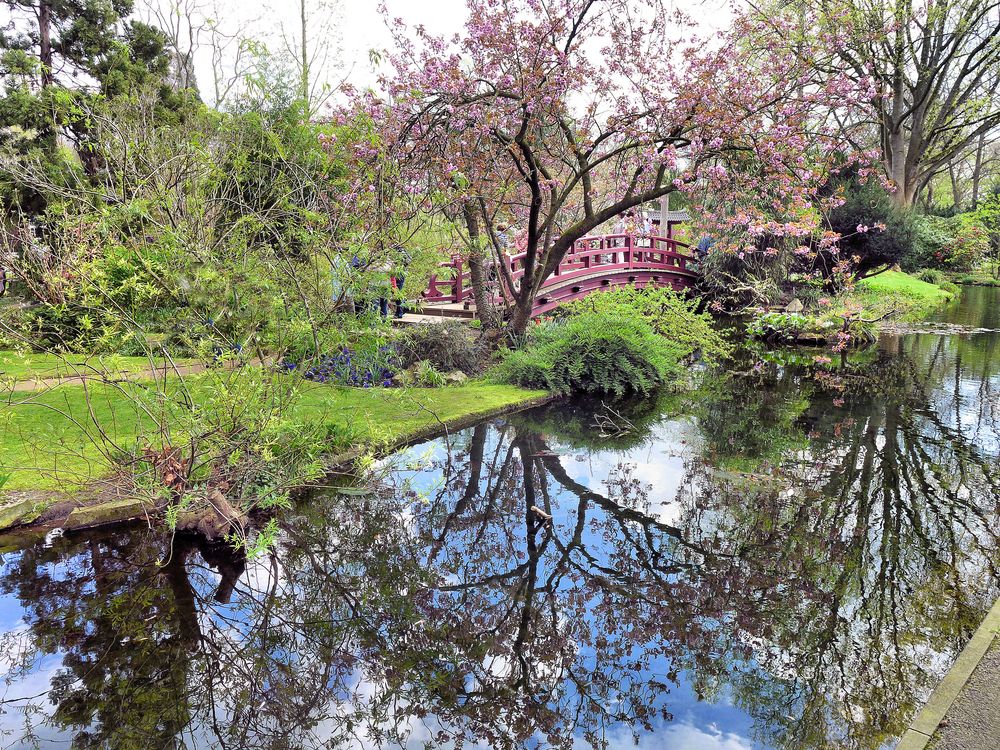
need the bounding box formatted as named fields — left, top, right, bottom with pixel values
left=887, top=135, right=915, bottom=207
left=461, top=202, right=500, bottom=331
left=38, top=0, right=54, bottom=88
left=971, top=132, right=986, bottom=209
left=300, top=0, right=309, bottom=109
left=509, top=296, right=534, bottom=338
left=949, top=160, right=963, bottom=211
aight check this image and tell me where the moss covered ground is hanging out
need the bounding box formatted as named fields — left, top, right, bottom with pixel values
left=855, top=270, right=954, bottom=318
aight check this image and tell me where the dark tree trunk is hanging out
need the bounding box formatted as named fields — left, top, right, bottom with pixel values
left=510, top=297, right=534, bottom=338
left=461, top=202, right=500, bottom=330
left=38, top=1, right=54, bottom=88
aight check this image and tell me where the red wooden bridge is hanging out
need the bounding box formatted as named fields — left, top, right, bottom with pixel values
left=421, top=233, right=696, bottom=318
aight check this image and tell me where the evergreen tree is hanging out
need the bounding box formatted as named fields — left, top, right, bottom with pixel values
left=0, top=1, right=191, bottom=216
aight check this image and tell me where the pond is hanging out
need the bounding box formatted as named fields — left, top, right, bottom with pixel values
left=0, top=287, right=998, bottom=749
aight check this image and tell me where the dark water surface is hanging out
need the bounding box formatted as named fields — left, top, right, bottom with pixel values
left=0, top=288, right=998, bottom=750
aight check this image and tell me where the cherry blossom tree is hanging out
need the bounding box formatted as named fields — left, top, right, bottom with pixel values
left=344, top=0, right=876, bottom=334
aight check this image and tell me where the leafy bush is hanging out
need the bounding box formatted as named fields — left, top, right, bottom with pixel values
left=492, top=312, right=684, bottom=397
left=396, top=319, right=487, bottom=374
left=916, top=268, right=945, bottom=284
left=820, top=166, right=917, bottom=276
left=560, top=285, right=730, bottom=363
left=746, top=311, right=821, bottom=341
left=910, top=214, right=989, bottom=271
left=940, top=280, right=960, bottom=295
left=128, top=366, right=329, bottom=537
left=694, top=245, right=785, bottom=310
left=413, top=360, right=446, bottom=387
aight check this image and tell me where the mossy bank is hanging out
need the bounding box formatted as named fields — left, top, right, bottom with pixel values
left=0, top=376, right=551, bottom=536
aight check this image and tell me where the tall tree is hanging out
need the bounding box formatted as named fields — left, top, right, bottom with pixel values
left=0, top=0, right=178, bottom=215
left=358, top=0, right=874, bottom=335
left=276, top=0, right=340, bottom=115
left=800, top=0, right=1000, bottom=206
left=1, top=0, right=144, bottom=88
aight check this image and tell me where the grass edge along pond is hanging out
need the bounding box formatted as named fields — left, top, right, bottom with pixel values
left=0, top=371, right=549, bottom=533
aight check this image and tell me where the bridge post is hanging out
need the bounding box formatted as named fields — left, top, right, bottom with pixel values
left=452, top=254, right=463, bottom=303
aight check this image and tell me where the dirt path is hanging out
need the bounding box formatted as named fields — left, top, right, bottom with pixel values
left=3, top=360, right=264, bottom=393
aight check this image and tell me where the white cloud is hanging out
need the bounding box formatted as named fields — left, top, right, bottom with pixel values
left=591, top=721, right=754, bottom=750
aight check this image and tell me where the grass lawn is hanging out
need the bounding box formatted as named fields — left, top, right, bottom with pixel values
left=855, top=270, right=954, bottom=319
left=0, top=377, right=547, bottom=493
left=0, top=351, right=195, bottom=382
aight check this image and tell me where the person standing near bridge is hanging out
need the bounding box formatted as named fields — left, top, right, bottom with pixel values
left=391, top=246, right=411, bottom=319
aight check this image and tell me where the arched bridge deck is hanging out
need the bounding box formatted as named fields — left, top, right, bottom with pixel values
left=421, top=233, right=695, bottom=318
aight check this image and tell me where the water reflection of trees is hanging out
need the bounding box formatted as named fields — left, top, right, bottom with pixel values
left=671, top=334, right=1000, bottom=749
left=0, top=328, right=998, bottom=750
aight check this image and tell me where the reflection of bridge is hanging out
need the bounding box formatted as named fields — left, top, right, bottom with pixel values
left=421, top=233, right=696, bottom=318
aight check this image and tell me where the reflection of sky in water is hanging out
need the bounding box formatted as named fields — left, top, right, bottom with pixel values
left=386, top=426, right=780, bottom=750
left=0, top=287, right=997, bottom=748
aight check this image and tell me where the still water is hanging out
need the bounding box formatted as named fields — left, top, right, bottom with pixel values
left=0, top=288, right=997, bottom=750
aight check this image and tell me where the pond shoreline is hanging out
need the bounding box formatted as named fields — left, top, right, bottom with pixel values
left=0, top=389, right=558, bottom=545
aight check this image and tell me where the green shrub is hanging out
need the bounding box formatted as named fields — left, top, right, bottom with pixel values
left=492, top=312, right=684, bottom=397
left=916, top=268, right=945, bottom=285
left=820, top=165, right=917, bottom=276
left=910, top=214, right=989, bottom=271
left=560, top=285, right=730, bottom=363
left=413, top=360, right=446, bottom=387
left=396, top=319, right=487, bottom=374
left=940, top=280, right=960, bottom=295
left=746, top=311, right=819, bottom=341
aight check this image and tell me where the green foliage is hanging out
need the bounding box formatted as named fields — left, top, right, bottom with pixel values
left=413, top=360, right=446, bottom=387
left=0, top=3, right=190, bottom=217
left=492, top=312, right=685, bottom=397
left=916, top=268, right=945, bottom=284
left=910, top=214, right=989, bottom=271
left=746, top=311, right=817, bottom=341
left=127, top=366, right=328, bottom=516
left=396, top=319, right=487, bottom=374
left=1, top=87, right=355, bottom=357
left=559, top=285, right=731, bottom=363
left=821, top=166, right=916, bottom=276
left=973, top=194, right=1000, bottom=250
left=940, top=280, right=960, bottom=294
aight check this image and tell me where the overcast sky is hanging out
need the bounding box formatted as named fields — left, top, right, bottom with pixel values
left=154, top=0, right=731, bottom=107
left=171, top=0, right=469, bottom=105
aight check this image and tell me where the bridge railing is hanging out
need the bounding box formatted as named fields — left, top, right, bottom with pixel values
left=421, top=234, right=692, bottom=305
left=422, top=253, right=468, bottom=304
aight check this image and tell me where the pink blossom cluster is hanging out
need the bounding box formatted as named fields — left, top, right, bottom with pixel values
left=323, top=0, right=878, bottom=308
